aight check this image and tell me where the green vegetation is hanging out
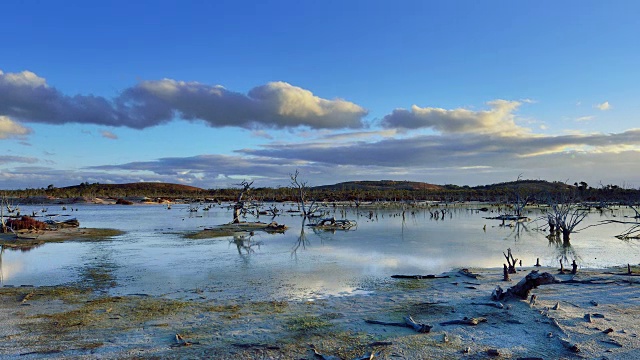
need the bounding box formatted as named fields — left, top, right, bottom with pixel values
left=285, top=315, right=334, bottom=332
left=1, top=179, right=638, bottom=204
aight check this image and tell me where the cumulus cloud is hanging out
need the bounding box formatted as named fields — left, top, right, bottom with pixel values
left=0, top=69, right=367, bottom=130
left=596, top=101, right=611, bottom=111
left=381, top=100, right=527, bottom=135
left=100, top=130, right=118, bottom=139
left=0, top=115, right=32, bottom=139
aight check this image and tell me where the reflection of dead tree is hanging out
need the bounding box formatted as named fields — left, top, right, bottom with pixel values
left=290, top=170, right=319, bottom=218
left=232, top=180, right=254, bottom=223
left=291, top=218, right=310, bottom=258
left=231, top=234, right=262, bottom=255
left=548, top=236, right=581, bottom=269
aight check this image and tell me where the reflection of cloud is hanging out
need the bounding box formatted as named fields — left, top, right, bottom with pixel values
left=0, top=116, right=31, bottom=139
left=595, top=101, right=611, bottom=111
left=381, top=100, right=527, bottom=135
left=0, top=69, right=367, bottom=130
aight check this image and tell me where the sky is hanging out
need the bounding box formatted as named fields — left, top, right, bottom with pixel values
left=1, top=0, right=639, bottom=190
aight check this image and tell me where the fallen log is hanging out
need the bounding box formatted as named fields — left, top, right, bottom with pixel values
left=471, top=301, right=504, bottom=309
left=440, top=317, right=487, bottom=326
left=492, top=270, right=559, bottom=301
left=459, top=268, right=481, bottom=279
left=365, top=315, right=432, bottom=333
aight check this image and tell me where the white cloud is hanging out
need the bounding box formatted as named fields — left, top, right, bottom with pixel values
left=576, top=115, right=595, bottom=122
left=381, top=100, right=528, bottom=136
left=595, top=101, right=611, bottom=111
left=0, top=116, right=32, bottom=139
left=100, top=130, right=118, bottom=139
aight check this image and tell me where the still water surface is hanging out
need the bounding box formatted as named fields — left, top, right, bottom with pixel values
left=2, top=203, right=639, bottom=300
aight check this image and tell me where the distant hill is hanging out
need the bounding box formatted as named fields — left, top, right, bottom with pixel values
left=314, top=180, right=443, bottom=191
left=60, top=182, right=206, bottom=193
left=470, top=179, right=573, bottom=193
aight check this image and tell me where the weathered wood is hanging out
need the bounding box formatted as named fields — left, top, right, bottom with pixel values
left=503, top=248, right=518, bottom=274
left=471, top=302, right=504, bottom=309
left=171, top=333, right=200, bottom=347
left=459, top=268, right=481, bottom=279
left=559, top=338, right=580, bottom=353
left=365, top=315, right=432, bottom=333
left=503, top=264, right=510, bottom=281
left=440, top=317, right=487, bottom=326
left=492, top=270, right=559, bottom=301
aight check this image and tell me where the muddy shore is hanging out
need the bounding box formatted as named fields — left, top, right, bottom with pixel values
left=2, top=266, right=639, bottom=359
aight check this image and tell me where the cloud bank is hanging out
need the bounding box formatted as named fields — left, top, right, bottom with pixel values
left=0, top=70, right=367, bottom=131
left=381, top=100, right=527, bottom=135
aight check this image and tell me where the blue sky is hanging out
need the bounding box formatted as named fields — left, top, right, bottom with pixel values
left=1, top=1, right=639, bottom=189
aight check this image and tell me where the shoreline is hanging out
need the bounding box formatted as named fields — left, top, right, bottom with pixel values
left=1, top=266, right=639, bottom=359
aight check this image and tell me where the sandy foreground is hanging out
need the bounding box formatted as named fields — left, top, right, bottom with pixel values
left=1, top=265, right=639, bottom=360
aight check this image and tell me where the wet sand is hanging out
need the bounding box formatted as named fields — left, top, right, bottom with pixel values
left=1, top=266, right=639, bottom=359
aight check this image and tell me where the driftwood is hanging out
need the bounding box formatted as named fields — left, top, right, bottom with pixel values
left=170, top=334, right=200, bottom=347
left=492, top=270, right=559, bottom=301
left=459, top=268, right=481, bottom=279
left=439, top=317, right=487, bottom=326
left=312, top=347, right=379, bottom=360
left=391, top=274, right=449, bottom=279
left=365, top=315, right=432, bottom=333
left=471, top=301, right=504, bottom=309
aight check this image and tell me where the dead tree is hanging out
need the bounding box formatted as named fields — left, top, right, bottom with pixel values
left=503, top=248, right=518, bottom=274
left=546, top=194, right=589, bottom=243
left=232, top=180, right=254, bottom=223
left=290, top=170, right=319, bottom=218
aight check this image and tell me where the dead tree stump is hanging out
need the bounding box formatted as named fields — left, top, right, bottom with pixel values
left=492, top=270, right=558, bottom=301
left=503, top=264, right=510, bottom=281
left=503, top=248, right=518, bottom=274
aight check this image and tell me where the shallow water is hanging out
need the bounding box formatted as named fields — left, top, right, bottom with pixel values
left=2, top=203, right=639, bottom=300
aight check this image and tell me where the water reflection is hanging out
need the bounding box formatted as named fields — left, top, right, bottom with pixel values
left=291, top=218, right=309, bottom=258
left=548, top=236, right=581, bottom=267
left=3, top=204, right=640, bottom=300
left=231, top=234, right=262, bottom=256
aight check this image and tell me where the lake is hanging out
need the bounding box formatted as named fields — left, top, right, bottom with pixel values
left=2, top=203, right=639, bottom=301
